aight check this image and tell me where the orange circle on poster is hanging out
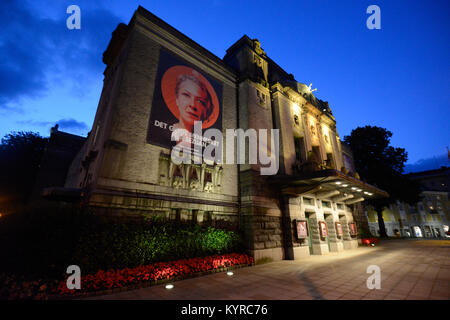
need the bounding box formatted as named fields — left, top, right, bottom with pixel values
left=161, top=66, right=219, bottom=129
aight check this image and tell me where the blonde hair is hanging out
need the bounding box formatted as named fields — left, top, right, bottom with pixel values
left=175, top=74, right=213, bottom=120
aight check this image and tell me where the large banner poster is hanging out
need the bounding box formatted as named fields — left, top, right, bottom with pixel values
left=147, top=49, right=223, bottom=155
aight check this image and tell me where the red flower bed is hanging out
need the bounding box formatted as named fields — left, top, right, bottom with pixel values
left=54, top=253, right=253, bottom=295
left=361, top=238, right=379, bottom=246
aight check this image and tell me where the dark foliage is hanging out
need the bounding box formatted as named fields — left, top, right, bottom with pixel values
left=73, top=219, right=242, bottom=273
left=0, top=207, right=244, bottom=279
left=344, top=126, right=422, bottom=237
left=0, top=131, right=48, bottom=207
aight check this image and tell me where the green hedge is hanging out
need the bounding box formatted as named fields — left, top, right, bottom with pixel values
left=0, top=209, right=243, bottom=277
left=73, top=220, right=243, bottom=273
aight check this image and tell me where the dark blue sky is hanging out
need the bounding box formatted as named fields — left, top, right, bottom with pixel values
left=1, top=0, right=449, bottom=171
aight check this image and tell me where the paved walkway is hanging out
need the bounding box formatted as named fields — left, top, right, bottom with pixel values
left=88, top=239, right=450, bottom=300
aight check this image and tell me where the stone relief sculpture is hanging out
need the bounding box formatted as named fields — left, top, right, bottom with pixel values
left=172, top=176, right=184, bottom=189
left=204, top=182, right=214, bottom=193
left=253, top=39, right=265, bottom=56
left=189, top=179, right=201, bottom=191
left=158, top=152, right=223, bottom=193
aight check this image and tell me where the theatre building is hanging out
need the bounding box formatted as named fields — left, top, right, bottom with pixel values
left=52, top=6, right=388, bottom=262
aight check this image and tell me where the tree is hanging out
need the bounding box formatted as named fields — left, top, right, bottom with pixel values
left=344, top=126, right=421, bottom=238
left=0, top=132, right=48, bottom=210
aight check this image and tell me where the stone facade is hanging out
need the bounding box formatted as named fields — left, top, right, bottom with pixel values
left=65, top=8, right=239, bottom=225
left=63, top=6, right=386, bottom=262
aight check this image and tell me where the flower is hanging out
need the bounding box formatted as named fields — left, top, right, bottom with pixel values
left=53, top=253, right=253, bottom=295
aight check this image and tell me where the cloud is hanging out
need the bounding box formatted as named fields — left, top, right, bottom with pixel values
left=0, top=0, right=122, bottom=109
left=56, top=118, right=89, bottom=132
left=404, top=154, right=449, bottom=173
left=17, top=118, right=89, bottom=135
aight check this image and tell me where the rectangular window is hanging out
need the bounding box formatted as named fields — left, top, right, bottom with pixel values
left=311, top=146, right=322, bottom=164
left=170, top=208, right=181, bottom=221
left=322, top=201, right=331, bottom=208
left=303, top=197, right=314, bottom=206
left=204, top=211, right=213, bottom=222
left=294, top=137, right=306, bottom=163
left=192, top=209, right=199, bottom=223
left=325, top=153, right=335, bottom=169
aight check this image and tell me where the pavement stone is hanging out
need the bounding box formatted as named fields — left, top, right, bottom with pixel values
left=85, top=239, right=450, bottom=300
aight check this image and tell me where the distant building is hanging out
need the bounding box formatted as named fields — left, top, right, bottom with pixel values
left=366, top=166, right=450, bottom=238
left=31, top=125, right=86, bottom=205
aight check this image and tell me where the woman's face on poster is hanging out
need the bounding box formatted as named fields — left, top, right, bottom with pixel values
left=175, top=78, right=211, bottom=129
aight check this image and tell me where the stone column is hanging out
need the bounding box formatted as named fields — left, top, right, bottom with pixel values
left=301, top=112, right=312, bottom=154
left=340, top=214, right=354, bottom=249
left=339, top=213, right=358, bottom=249
left=309, top=215, right=329, bottom=255
left=290, top=197, right=310, bottom=259
left=180, top=209, right=190, bottom=221
left=195, top=210, right=204, bottom=224
left=325, top=215, right=343, bottom=252
left=280, top=195, right=294, bottom=260
left=164, top=210, right=170, bottom=220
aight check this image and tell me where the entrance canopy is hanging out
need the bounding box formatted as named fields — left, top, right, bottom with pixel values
left=270, top=169, right=388, bottom=204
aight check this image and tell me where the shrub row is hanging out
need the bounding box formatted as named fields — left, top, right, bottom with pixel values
left=72, top=220, right=243, bottom=273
